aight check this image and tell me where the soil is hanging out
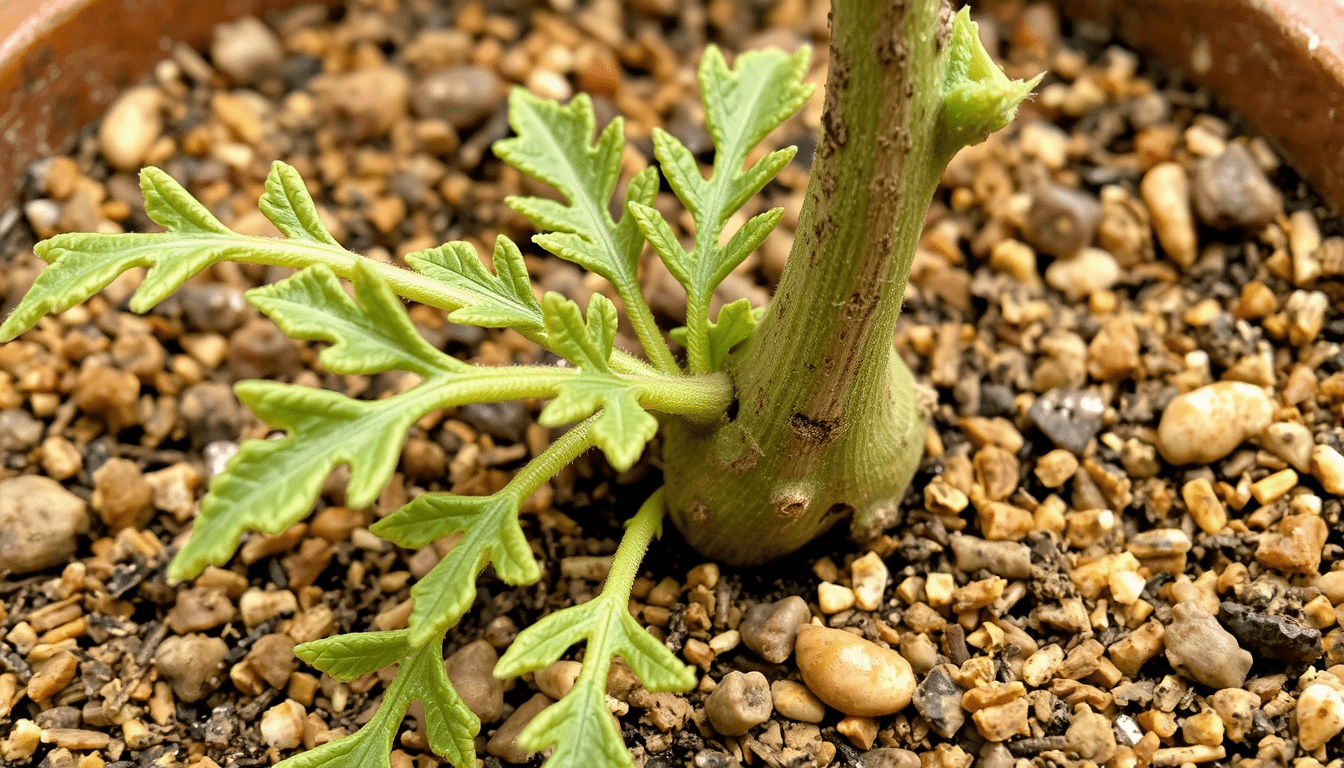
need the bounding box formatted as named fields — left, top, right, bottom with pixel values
left=2, top=1, right=1343, bottom=768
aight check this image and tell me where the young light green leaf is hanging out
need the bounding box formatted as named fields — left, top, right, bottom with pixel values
left=141, top=165, right=231, bottom=234
left=635, top=45, right=811, bottom=372
left=939, top=8, right=1041, bottom=161
left=168, top=382, right=431, bottom=582
left=406, top=236, right=545, bottom=335
left=294, top=630, right=412, bottom=682
left=494, top=490, right=694, bottom=767
left=372, top=493, right=538, bottom=647
left=247, top=262, right=464, bottom=378
left=281, top=635, right=478, bottom=768
left=669, top=298, right=761, bottom=371
left=259, top=161, right=341, bottom=246
left=0, top=165, right=482, bottom=346
left=538, top=293, right=657, bottom=470
left=494, top=89, right=677, bottom=373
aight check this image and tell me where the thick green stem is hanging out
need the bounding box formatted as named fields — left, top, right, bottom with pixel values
left=661, top=0, right=951, bottom=564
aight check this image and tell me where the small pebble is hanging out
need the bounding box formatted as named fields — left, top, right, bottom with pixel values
left=0, top=476, right=89, bottom=575
left=1029, top=389, right=1104, bottom=455
left=738, top=596, right=811, bottom=664
left=445, top=640, right=503, bottom=723
left=1296, top=683, right=1344, bottom=751
left=210, top=17, right=285, bottom=86
left=794, top=626, right=915, bottom=717
left=0, top=408, right=42, bottom=452
left=1181, top=477, right=1227, bottom=534
left=91, top=457, right=154, bottom=531
left=1065, top=705, right=1117, bottom=763
left=1044, top=247, right=1119, bottom=300
left=487, top=693, right=552, bottom=763
left=849, top=552, right=888, bottom=611
left=153, top=634, right=228, bottom=702
left=949, top=535, right=1031, bottom=580
left=1311, top=445, right=1344, bottom=495
left=411, top=65, right=502, bottom=130
left=166, top=586, right=235, bottom=633
left=310, top=66, right=411, bottom=141
left=98, top=86, right=162, bottom=172
left=770, top=680, right=825, bottom=723
left=1210, top=688, right=1259, bottom=743
left=1023, top=184, right=1101, bottom=258
left=1218, top=602, right=1322, bottom=664
left=1255, top=513, right=1327, bottom=574
left=912, top=664, right=964, bottom=738
left=1141, top=162, right=1198, bottom=267
left=862, top=748, right=921, bottom=768
left=259, top=699, right=305, bottom=750
left=705, top=671, right=772, bottom=736
left=27, top=651, right=77, bottom=702
left=818, top=583, right=856, bottom=614
left=1155, top=381, right=1273, bottom=465
left=534, top=660, right=581, bottom=700
left=1191, top=143, right=1282, bottom=229
left=1163, top=601, right=1252, bottom=689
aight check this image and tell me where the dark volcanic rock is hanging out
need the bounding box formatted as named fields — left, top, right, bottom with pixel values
left=1219, top=601, right=1323, bottom=665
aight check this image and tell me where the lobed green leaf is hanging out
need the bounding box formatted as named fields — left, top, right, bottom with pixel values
left=632, top=45, right=812, bottom=371
left=669, top=298, right=761, bottom=372
left=939, top=8, right=1042, bottom=160
left=247, top=262, right=463, bottom=378
left=258, top=160, right=342, bottom=246
left=372, top=493, right=539, bottom=647
left=538, top=293, right=658, bottom=470
left=407, top=235, right=545, bottom=335
left=281, top=636, right=478, bottom=768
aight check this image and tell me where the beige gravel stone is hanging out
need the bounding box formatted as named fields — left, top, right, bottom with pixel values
left=260, top=700, right=306, bottom=750
left=705, top=671, right=771, bottom=736
left=771, top=680, right=825, bottom=723
left=1155, top=381, right=1273, bottom=465
left=1312, top=445, right=1344, bottom=495
left=972, top=698, right=1030, bottom=742
left=849, top=552, right=888, bottom=612
left=1141, top=162, right=1197, bottom=267
left=1210, top=688, right=1259, bottom=742
left=1256, top=513, right=1327, bottom=574
left=818, top=583, right=856, bottom=614
left=795, top=626, right=914, bottom=717
left=1181, top=477, right=1227, bottom=534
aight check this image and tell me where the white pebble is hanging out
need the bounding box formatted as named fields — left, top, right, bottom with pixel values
left=98, top=86, right=163, bottom=172
left=1045, top=248, right=1119, bottom=301
left=1156, top=382, right=1273, bottom=465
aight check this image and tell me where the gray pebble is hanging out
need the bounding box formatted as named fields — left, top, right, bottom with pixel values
left=912, top=664, right=964, bottom=739
left=180, top=282, right=248, bottom=335
left=1164, top=601, right=1253, bottom=689
left=704, top=670, right=772, bottom=736
left=950, top=535, right=1032, bottom=579
left=1191, top=143, right=1282, bottom=229
left=738, top=596, right=810, bottom=664
left=445, top=640, right=504, bottom=723
left=458, top=400, right=529, bottom=444
left=0, top=409, right=43, bottom=453
left=154, top=634, right=228, bottom=703
left=180, top=382, right=245, bottom=449
left=1023, top=184, right=1101, bottom=258
left=1218, top=601, right=1322, bottom=665
left=1029, top=388, right=1104, bottom=455
left=228, top=318, right=300, bottom=380
left=0, top=476, right=88, bottom=574
left=210, top=17, right=285, bottom=86
left=411, top=65, right=502, bottom=130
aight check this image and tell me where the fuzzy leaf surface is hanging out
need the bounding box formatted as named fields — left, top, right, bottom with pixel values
left=247, top=262, right=463, bottom=378
left=495, top=90, right=652, bottom=291
left=632, top=45, right=811, bottom=370
left=258, top=160, right=341, bottom=246
left=669, top=298, right=761, bottom=371
left=406, top=236, right=545, bottom=335
left=493, top=492, right=695, bottom=767
left=538, top=293, right=657, bottom=470
left=371, top=493, right=538, bottom=646
left=282, top=633, right=477, bottom=768
left=0, top=163, right=417, bottom=343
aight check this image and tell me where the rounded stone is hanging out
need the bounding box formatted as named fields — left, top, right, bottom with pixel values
left=794, top=626, right=915, bottom=717
left=705, top=671, right=772, bottom=736
left=0, top=475, right=89, bottom=575
left=1156, top=381, right=1274, bottom=465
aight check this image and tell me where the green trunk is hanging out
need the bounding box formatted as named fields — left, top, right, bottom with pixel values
left=661, top=0, right=951, bottom=565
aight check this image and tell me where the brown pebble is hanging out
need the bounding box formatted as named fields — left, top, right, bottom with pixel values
left=91, top=457, right=154, bottom=531
left=27, top=651, right=77, bottom=702
left=794, top=626, right=914, bottom=717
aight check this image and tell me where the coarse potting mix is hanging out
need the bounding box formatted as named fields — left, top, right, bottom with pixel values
left=1, top=0, right=1343, bottom=766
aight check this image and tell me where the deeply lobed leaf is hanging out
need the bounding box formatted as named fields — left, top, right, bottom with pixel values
left=630, top=45, right=812, bottom=371
left=538, top=293, right=658, bottom=470
left=282, top=633, right=478, bottom=768
left=407, top=235, right=545, bottom=335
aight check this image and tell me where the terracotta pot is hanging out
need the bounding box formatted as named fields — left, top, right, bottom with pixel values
left=0, top=0, right=336, bottom=203
left=1, top=0, right=1343, bottom=205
